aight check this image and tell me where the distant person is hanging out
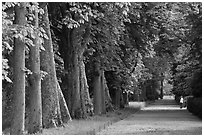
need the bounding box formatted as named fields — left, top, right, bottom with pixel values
left=180, top=96, right=184, bottom=108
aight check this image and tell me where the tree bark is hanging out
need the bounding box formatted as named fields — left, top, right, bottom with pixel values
left=60, top=25, right=92, bottom=118
left=79, top=58, right=89, bottom=118
left=115, top=90, right=121, bottom=109
left=40, top=5, right=71, bottom=128
left=160, top=79, right=164, bottom=99
left=52, top=4, right=92, bottom=118
left=80, top=54, right=94, bottom=116
left=123, top=92, right=129, bottom=106
left=10, top=3, right=26, bottom=135
left=103, top=73, right=114, bottom=112
left=141, top=82, right=147, bottom=101
left=57, top=82, right=72, bottom=123
left=93, top=60, right=106, bottom=115
left=100, top=70, right=106, bottom=113
left=65, top=39, right=81, bottom=118
left=28, top=6, right=42, bottom=134
left=93, top=60, right=102, bottom=115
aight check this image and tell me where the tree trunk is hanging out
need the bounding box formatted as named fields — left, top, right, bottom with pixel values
left=93, top=60, right=106, bottom=115
left=79, top=56, right=94, bottom=117
left=57, top=82, right=72, bottom=123
left=53, top=5, right=92, bottom=118
left=79, top=58, right=90, bottom=118
left=123, top=92, right=129, bottom=106
left=61, top=25, right=92, bottom=118
left=140, top=82, right=146, bottom=101
left=10, top=3, right=26, bottom=135
left=28, top=6, right=42, bottom=134
left=40, top=5, right=71, bottom=128
left=103, top=73, right=114, bottom=112
left=60, top=26, right=71, bottom=111
left=160, top=79, right=164, bottom=99
left=120, top=90, right=125, bottom=108
left=100, top=70, right=106, bottom=113
left=115, top=90, right=121, bottom=109
left=65, top=42, right=81, bottom=118
left=93, top=61, right=102, bottom=115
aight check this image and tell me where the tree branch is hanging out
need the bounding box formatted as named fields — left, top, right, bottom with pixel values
left=50, top=24, right=62, bottom=35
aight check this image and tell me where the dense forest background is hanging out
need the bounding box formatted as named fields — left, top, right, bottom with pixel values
left=2, top=2, right=202, bottom=134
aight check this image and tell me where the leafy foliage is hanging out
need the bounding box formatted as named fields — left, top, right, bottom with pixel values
left=2, top=2, right=48, bottom=83
left=48, top=2, right=201, bottom=100
left=171, top=2, right=202, bottom=97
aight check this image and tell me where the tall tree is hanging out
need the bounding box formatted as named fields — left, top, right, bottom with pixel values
left=79, top=57, right=92, bottom=117
left=40, top=4, right=71, bottom=128
left=10, top=3, right=26, bottom=135
left=49, top=3, right=93, bottom=118
left=171, top=3, right=202, bottom=98
left=27, top=3, right=42, bottom=134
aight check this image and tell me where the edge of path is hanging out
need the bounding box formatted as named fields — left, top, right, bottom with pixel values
left=87, top=101, right=150, bottom=135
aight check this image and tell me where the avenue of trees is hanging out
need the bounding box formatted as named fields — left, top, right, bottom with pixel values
left=2, top=2, right=202, bottom=134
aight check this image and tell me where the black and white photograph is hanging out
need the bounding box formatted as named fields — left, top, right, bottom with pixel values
left=1, top=1, right=202, bottom=135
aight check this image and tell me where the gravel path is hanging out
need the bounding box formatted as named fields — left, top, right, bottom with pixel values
left=97, top=96, right=202, bottom=135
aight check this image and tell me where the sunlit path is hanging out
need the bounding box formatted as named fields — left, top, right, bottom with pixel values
left=97, top=96, right=202, bottom=135
left=142, top=95, right=182, bottom=111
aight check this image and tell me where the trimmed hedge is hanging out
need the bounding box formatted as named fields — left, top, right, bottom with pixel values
left=187, top=97, right=202, bottom=119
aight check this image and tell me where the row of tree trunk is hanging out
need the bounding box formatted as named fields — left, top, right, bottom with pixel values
left=10, top=3, right=114, bottom=134
left=10, top=4, right=72, bottom=134
left=59, top=24, right=114, bottom=118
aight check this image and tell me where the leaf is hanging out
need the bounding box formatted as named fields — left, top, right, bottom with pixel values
left=40, top=45, right=45, bottom=51
left=25, top=38, right=35, bottom=47
left=38, top=9, right=44, bottom=14
left=2, top=59, right=9, bottom=69
left=13, top=34, right=19, bottom=39
left=5, top=76, right=12, bottom=83
left=73, top=24, right=78, bottom=28
left=23, top=67, right=33, bottom=76
left=25, top=25, right=36, bottom=39
left=22, top=29, right=28, bottom=36
left=41, top=70, right=48, bottom=80
left=43, top=33, right=49, bottom=39
left=83, top=15, right=89, bottom=22
left=67, top=24, right=73, bottom=29
left=40, top=27, right=46, bottom=33
left=79, top=19, right=85, bottom=24
left=3, top=41, right=13, bottom=51
left=38, top=38, right=44, bottom=45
